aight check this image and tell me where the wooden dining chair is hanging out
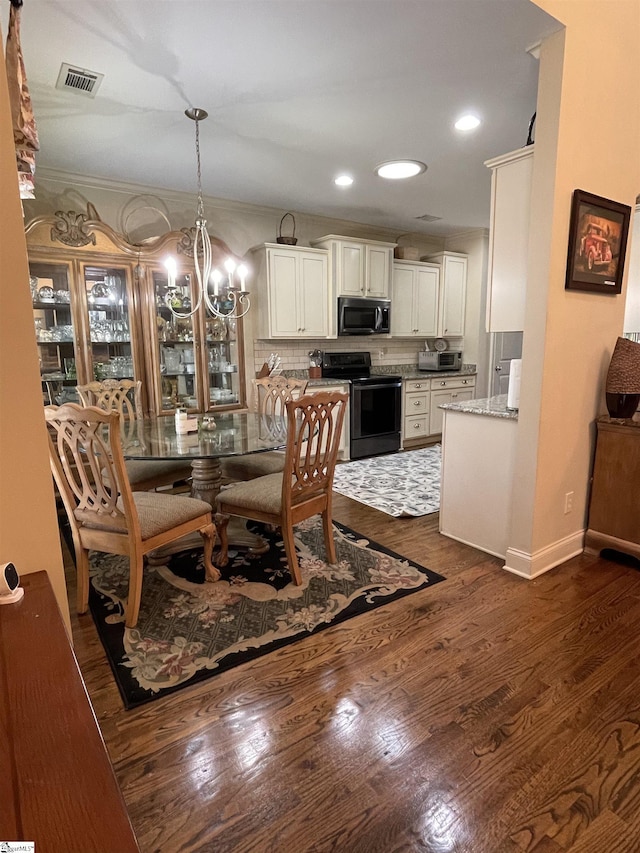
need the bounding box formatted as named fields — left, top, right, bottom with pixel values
left=222, top=374, right=309, bottom=482
left=45, top=403, right=220, bottom=628
left=77, top=379, right=192, bottom=491
left=215, top=390, right=347, bottom=585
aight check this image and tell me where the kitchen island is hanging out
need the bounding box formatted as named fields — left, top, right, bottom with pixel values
left=439, top=394, right=518, bottom=559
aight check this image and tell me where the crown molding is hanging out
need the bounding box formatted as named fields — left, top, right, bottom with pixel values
left=33, top=167, right=448, bottom=244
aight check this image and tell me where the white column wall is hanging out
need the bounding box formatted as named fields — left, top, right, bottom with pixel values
left=505, top=1, right=640, bottom=578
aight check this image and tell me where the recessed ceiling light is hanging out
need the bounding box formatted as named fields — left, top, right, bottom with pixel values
left=375, top=160, right=427, bottom=180
left=334, top=174, right=354, bottom=187
left=455, top=114, right=481, bottom=131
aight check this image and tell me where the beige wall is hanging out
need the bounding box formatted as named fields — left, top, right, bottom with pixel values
left=505, top=0, right=640, bottom=577
left=0, top=32, right=68, bottom=624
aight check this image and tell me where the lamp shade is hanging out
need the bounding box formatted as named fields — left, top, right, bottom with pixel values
left=605, top=337, right=640, bottom=418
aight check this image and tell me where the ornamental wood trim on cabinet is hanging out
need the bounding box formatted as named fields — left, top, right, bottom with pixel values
left=310, top=235, right=395, bottom=299
left=25, top=205, right=247, bottom=415
left=391, top=260, right=439, bottom=337
left=484, top=145, right=534, bottom=332
left=253, top=244, right=330, bottom=339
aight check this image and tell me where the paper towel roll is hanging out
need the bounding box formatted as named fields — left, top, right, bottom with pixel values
left=507, top=359, right=522, bottom=410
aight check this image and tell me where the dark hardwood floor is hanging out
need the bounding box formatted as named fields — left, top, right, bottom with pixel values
left=65, top=494, right=640, bottom=852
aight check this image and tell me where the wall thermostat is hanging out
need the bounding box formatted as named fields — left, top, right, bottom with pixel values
left=0, top=562, right=24, bottom=604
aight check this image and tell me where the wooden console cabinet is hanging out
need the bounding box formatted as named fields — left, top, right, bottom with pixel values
left=0, top=571, right=139, bottom=851
left=585, top=417, right=640, bottom=560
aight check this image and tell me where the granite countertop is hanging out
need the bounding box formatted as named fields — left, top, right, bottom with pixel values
left=439, top=393, right=518, bottom=420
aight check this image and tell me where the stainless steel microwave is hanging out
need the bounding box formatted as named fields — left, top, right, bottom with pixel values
left=419, top=350, right=463, bottom=371
left=338, top=297, right=390, bottom=336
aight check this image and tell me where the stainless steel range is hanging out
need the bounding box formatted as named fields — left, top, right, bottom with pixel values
left=321, top=351, right=402, bottom=459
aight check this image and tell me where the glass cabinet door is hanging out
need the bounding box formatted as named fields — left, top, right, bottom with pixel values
left=29, top=260, right=80, bottom=405
left=82, top=264, right=137, bottom=384
left=152, top=269, right=200, bottom=413
left=204, top=310, right=242, bottom=409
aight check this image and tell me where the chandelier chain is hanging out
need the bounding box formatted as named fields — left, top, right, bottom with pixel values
left=194, top=118, right=205, bottom=221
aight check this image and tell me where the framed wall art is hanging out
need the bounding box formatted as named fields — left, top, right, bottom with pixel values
left=564, top=189, right=632, bottom=294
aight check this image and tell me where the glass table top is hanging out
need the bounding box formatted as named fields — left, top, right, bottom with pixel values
left=120, top=412, right=286, bottom=461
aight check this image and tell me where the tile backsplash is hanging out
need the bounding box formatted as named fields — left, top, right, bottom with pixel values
left=254, top=337, right=464, bottom=375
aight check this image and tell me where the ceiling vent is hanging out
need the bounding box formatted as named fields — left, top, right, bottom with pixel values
left=415, top=213, right=442, bottom=223
left=55, top=63, right=104, bottom=98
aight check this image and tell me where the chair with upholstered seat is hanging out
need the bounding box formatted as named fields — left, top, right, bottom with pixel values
left=46, top=403, right=220, bottom=628
left=77, top=379, right=192, bottom=491
left=215, top=390, right=347, bottom=585
left=221, top=375, right=308, bottom=482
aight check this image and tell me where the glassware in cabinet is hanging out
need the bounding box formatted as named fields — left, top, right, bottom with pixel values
left=29, top=260, right=79, bottom=405
left=152, top=269, right=201, bottom=413
left=82, top=264, right=138, bottom=383
left=204, top=312, right=242, bottom=409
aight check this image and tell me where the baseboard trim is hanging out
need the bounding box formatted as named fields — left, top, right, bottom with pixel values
left=503, top=530, right=585, bottom=579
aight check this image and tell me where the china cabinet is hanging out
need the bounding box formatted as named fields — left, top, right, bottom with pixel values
left=310, top=235, right=395, bottom=299
left=25, top=205, right=246, bottom=414
left=391, top=260, right=440, bottom=337
left=484, top=146, right=534, bottom=332
left=252, top=244, right=330, bottom=339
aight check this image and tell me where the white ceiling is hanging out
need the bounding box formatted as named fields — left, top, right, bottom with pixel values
left=4, top=0, right=560, bottom=236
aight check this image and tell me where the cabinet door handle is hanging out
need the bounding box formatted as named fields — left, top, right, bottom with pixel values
left=440, top=381, right=446, bottom=386
left=413, top=400, right=421, bottom=407
left=413, top=422, right=421, bottom=429
left=414, top=384, right=422, bottom=389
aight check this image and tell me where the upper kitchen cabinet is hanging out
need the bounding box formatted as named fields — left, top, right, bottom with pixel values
left=25, top=205, right=246, bottom=414
left=391, top=260, right=439, bottom=337
left=310, top=235, right=395, bottom=299
left=424, top=251, right=468, bottom=337
left=484, top=146, right=534, bottom=332
left=252, top=244, right=331, bottom=339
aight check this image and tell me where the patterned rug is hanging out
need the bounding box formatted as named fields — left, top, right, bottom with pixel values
left=88, top=518, right=445, bottom=708
left=332, top=445, right=441, bottom=517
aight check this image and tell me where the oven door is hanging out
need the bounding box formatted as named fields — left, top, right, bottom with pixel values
left=350, top=380, right=401, bottom=459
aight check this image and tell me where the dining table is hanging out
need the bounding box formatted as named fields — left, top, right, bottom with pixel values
left=120, top=411, right=287, bottom=559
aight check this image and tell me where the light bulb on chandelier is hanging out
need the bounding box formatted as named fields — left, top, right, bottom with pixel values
left=164, top=107, right=251, bottom=321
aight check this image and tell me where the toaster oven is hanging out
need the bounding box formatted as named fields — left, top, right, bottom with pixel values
left=419, top=350, right=462, bottom=372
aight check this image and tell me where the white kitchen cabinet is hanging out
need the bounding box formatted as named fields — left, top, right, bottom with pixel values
left=391, top=261, right=440, bottom=337
left=484, top=146, right=534, bottom=332
left=429, top=375, right=476, bottom=435
left=311, top=235, right=395, bottom=299
left=311, top=381, right=350, bottom=460
left=402, top=377, right=431, bottom=446
left=253, top=244, right=331, bottom=339
left=423, top=251, right=467, bottom=337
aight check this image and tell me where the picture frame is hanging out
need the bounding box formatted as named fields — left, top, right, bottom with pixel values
left=565, top=189, right=632, bottom=294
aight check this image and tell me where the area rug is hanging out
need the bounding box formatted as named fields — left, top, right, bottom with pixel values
left=332, top=445, right=441, bottom=517
left=88, top=518, right=445, bottom=708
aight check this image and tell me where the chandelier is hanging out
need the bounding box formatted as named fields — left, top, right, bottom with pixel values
left=164, top=107, right=250, bottom=321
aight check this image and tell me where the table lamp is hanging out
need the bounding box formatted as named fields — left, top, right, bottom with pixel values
left=605, top=336, right=640, bottom=418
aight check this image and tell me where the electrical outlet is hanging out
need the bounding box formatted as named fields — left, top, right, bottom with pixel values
left=564, top=491, right=574, bottom=514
